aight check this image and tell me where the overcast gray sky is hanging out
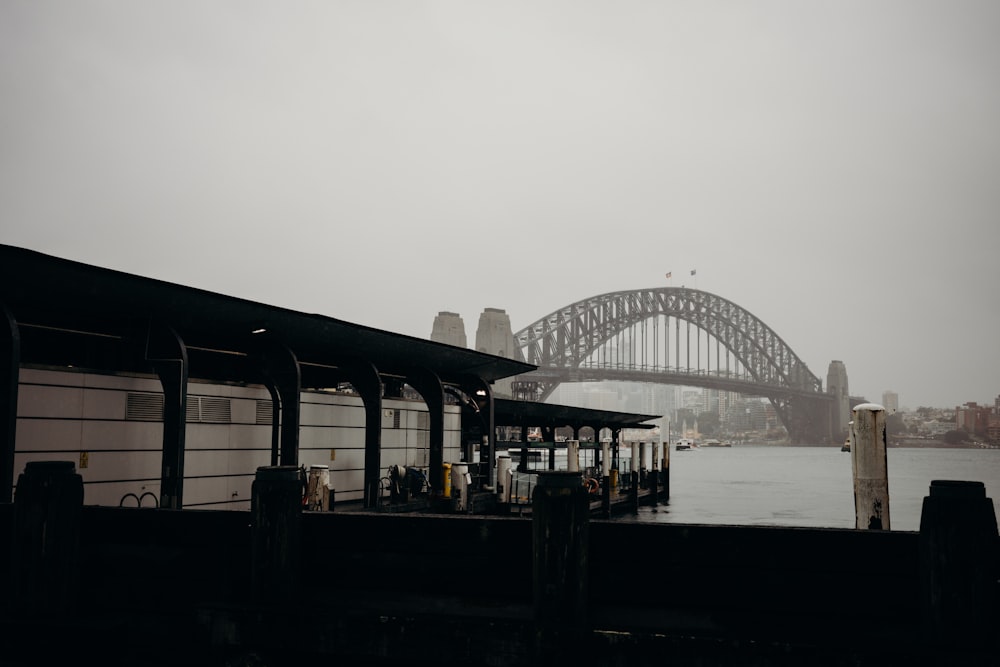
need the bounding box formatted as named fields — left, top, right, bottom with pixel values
left=2, top=1, right=998, bottom=410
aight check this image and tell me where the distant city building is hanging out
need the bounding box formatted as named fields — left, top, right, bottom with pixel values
left=476, top=307, right=516, bottom=397
left=988, top=396, right=1000, bottom=445
left=429, top=311, right=467, bottom=348
left=920, top=420, right=953, bottom=436
left=882, top=390, right=899, bottom=413
left=956, top=402, right=992, bottom=436
left=475, top=308, right=514, bottom=358
left=988, top=413, right=1000, bottom=446
left=681, top=389, right=702, bottom=412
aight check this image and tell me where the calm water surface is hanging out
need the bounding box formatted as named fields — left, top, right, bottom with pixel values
left=622, top=445, right=1000, bottom=531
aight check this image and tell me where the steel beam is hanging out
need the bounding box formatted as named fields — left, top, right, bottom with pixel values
left=406, top=367, right=445, bottom=497
left=335, top=360, right=382, bottom=509
left=252, top=336, right=301, bottom=467
left=458, top=374, right=495, bottom=487
left=146, top=321, right=189, bottom=509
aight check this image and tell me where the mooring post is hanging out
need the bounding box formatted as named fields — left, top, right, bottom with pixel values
left=918, top=480, right=999, bottom=652
left=629, top=441, right=640, bottom=513
left=648, top=443, right=658, bottom=511
left=533, top=470, right=589, bottom=659
left=638, top=441, right=647, bottom=488
left=496, top=453, right=512, bottom=505
left=851, top=403, right=889, bottom=530
left=601, top=474, right=611, bottom=518
left=251, top=465, right=302, bottom=606
left=566, top=439, right=580, bottom=473
left=11, top=461, right=83, bottom=616
left=661, top=439, right=670, bottom=502
left=630, top=470, right=639, bottom=514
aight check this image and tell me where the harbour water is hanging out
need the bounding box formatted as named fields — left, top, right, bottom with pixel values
left=621, top=444, right=1000, bottom=531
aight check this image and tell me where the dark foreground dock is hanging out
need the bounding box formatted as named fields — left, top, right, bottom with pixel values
left=3, top=466, right=998, bottom=667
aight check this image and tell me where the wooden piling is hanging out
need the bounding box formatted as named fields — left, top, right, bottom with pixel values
left=851, top=403, right=889, bottom=530
left=630, top=470, right=639, bottom=514
left=648, top=443, right=658, bottom=510
left=251, top=465, right=302, bottom=605
left=566, top=439, right=580, bottom=473
left=918, top=480, right=999, bottom=651
left=11, top=461, right=83, bottom=615
left=601, top=474, right=611, bottom=519
left=532, top=470, right=588, bottom=656
left=662, top=439, right=670, bottom=502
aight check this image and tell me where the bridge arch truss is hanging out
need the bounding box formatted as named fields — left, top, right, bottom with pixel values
left=512, top=287, right=834, bottom=443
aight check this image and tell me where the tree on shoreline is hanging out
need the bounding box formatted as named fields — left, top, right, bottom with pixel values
left=943, top=429, right=971, bottom=445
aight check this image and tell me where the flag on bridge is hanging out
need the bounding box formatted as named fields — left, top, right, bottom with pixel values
left=665, top=271, right=672, bottom=279
left=690, top=269, right=697, bottom=276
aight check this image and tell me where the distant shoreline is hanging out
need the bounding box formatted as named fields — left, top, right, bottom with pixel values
left=889, top=438, right=993, bottom=449
left=754, top=439, right=995, bottom=449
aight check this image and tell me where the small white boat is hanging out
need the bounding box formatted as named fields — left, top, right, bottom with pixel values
left=675, top=438, right=696, bottom=451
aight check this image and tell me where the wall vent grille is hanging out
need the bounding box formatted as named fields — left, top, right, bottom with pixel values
left=256, top=400, right=274, bottom=425
left=197, top=397, right=232, bottom=423
left=126, top=393, right=164, bottom=421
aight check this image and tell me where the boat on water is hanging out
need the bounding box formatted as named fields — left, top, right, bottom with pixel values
left=675, top=438, right=696, bottom=451
left=702, top=438, right=732, bottom=447
left=841, top=438, right=851, bottom=452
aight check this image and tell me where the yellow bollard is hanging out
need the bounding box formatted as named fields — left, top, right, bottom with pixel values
left=442, top=462, right=452, bottom=498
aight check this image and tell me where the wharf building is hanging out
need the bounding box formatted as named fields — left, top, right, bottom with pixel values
left=882, top=390, right=899, bottom=413
left=2, top=245, right=997, bottom=666
left=990, top=396, right=1000, bottom=445
left=476, top=308, right=516, bottom=397
left=429, top=311, right=467, bottom=348
left=956, top=401, right=995, bottom=438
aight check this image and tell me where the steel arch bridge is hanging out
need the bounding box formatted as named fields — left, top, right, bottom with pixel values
left=510, top=287, right=835, bottom=444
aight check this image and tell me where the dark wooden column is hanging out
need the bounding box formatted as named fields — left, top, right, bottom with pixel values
left=533, top=470, right=589, bottom=659
left=251, top=465, right=302, bottom=606
left=146, top=322, right=189, bottom=509
left=12, top=460, right=84, bottom=615
left=919, top=480, right=999, bottom=651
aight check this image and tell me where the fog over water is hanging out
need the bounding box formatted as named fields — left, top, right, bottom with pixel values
left=2, top=2, right=998, bottom=409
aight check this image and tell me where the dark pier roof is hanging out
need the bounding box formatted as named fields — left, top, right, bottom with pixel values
left=493, top=398, right=658, bottom=432
left=0, top=244, right=534, bottom=387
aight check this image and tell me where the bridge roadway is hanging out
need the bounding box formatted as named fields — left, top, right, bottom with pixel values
left=528, top=366, right=834, bottom=402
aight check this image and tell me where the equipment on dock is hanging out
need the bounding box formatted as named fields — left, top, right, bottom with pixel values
left=496, top=454, right=512, bottom=504
left=387, top=465, right=426, bottom=504
left=450, top=463, right=471, bottom=511
left=305, top=465, right=333, bottom=511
